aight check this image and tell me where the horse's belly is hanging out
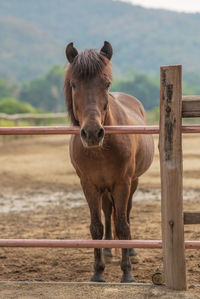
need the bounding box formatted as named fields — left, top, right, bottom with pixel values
left=135, top=135, right=154, bottom=177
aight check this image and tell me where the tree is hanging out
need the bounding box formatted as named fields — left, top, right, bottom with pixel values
left=111, top=73, right=159, bottom=110
left=0, top=98, right=37, bottom=114
left=0, top=78, right=18, bottom=99
left=19, top=65, right=65, bottom=112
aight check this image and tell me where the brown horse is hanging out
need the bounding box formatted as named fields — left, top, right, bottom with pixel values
left=64, top=41, right=154, bottom=283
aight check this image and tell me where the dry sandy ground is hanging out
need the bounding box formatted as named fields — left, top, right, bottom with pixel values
left=1, top=134, right=200, bottom=191
left=0, top=282, right=199, bottom=299
left=0, top=135, right=200, bottom=298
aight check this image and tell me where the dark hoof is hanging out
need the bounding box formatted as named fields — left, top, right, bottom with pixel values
left=121, top=274, right=136, bottom=283
left=91, top=274, right=106, bottom=283
left=129, top=248, right=137, bottom=257
left=103, top=248, right=113, bottom=257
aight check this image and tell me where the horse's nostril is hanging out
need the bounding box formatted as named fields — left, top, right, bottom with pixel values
left=98, top=128, right=104, bottom=140
left=81, top=128, right=87, bottom=140
left=81, top=126, right=104, bottom=145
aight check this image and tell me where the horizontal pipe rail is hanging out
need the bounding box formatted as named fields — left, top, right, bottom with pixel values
left=0, top=239, right=199, bottom=249
left=1, top=125, right=200, bottom=135
left=0, top=125, right=159, bottom=135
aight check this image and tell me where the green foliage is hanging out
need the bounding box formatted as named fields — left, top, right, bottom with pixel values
left=19, top=65, right=65, bottom=112
left=0, top=15, right=61, bottom=82
left=111, top=72, right=159, bottom=110
left=0, top=119, right=30, bottom=127
left=183, top=72, right=200, bottom=95
left=0, top=78, right=18, bottom=99
left=0, top=98, right=37, bottom=114
left=147, top=107, right=160, bottom=124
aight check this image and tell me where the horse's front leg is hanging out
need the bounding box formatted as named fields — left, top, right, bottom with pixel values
left=102, top=193, right=113, bottom=257
left=127, top=178, right=138, bottom=257
left=81, top=180, right=105, bottom=282
left=112, top=182, right=136, bottom=283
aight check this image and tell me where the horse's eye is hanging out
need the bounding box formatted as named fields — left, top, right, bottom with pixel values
left=70, top=82, right=76, bottom=89
left=105, top=82, right=110, bottom=90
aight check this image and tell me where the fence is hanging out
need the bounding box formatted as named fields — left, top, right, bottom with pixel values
left=0, top=112, right=68, bottom=143
left=0, top=112, right=66, bottom=123
left=0, top=65, right=200, bottom=290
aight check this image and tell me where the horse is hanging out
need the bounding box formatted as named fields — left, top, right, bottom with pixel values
left=64, top=41, right=154, bottom=283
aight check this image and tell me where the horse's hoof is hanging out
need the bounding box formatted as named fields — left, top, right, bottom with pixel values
left=103, top=248, right=113, bottom=257
left=91, top=274, right=106, bottom=283
left=129, top=248, right=137, bottom=257
left=121, top=274, right=136, bottom=283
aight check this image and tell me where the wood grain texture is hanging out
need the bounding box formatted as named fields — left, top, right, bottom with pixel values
left=182, top=95, right=200, bottom=117
left=159, top=65, right=186, bottom=290
left=184, top=211, right=200, bottom=224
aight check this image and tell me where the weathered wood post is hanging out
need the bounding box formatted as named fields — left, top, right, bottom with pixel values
left=159, top=65, right=186, bottom=290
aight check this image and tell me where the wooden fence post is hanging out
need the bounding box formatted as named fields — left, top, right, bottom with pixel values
left=159, top=65, right=186, bottom=290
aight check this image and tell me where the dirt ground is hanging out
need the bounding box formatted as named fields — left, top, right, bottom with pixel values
left=0, top=134, right=200, bottom=298
left=0, top=282, right=199, bottom=299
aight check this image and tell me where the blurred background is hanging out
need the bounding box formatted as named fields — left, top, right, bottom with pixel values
left=1, top=2, right=200, bottom=285
left=0, top=0, right=200, bottom=125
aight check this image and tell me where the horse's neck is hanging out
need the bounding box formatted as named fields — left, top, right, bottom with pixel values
left=104, top=94, right=125, bottom=126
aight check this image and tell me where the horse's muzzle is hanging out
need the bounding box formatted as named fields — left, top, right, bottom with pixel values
left=80, top=124, right=105, bottom=148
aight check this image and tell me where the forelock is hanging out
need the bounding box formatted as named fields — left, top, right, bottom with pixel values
left=69, top=49, right=110, bottom=79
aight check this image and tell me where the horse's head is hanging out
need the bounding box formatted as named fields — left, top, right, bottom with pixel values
left=65, top=41, right=113, bottom=148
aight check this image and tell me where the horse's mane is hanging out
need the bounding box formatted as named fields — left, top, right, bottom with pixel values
left=64, top=49, right=112, bottom=125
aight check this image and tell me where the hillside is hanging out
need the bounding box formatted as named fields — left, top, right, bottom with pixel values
left=0, top=16, right=62, bottom=82
left=1, top=0, right=200, bottom=81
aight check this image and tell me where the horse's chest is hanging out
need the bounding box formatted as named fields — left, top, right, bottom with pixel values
left=70, top=136, right=135, bottom=187
left=77, top=153, right=121, bottom=182
left=71, top=149, right=127, bottom=187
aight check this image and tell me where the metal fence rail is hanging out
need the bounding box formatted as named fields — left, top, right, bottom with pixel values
left=0, top=239, right=199, bottom=249
left=1, top=124, right=200, bottom=135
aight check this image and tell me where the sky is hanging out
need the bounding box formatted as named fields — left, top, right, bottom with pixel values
left=118, top=0, right=200, bottom=13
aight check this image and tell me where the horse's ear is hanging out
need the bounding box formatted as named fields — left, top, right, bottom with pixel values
left=66, top=42, right=78, bottom=64
left=100, top=41, right=113, bottom=60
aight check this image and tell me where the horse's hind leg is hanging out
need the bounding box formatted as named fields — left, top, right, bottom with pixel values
left=127, top=178, right=138, bottom=257
left=112, top=181, right=136, bottom=283
left=102, top=192, right=113, bottom=257
left=81, top=180, right=105, bottom=282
